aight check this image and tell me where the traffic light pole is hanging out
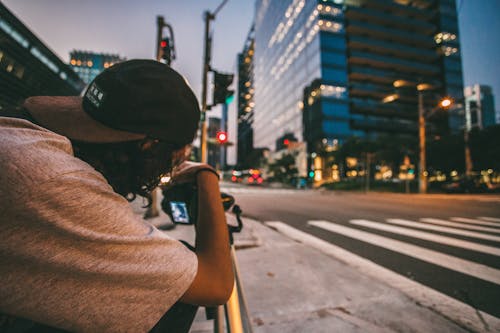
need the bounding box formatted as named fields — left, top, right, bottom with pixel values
left=200, top=0, right=229, bottom=164
left=146, top=15, right=175, bottom=220
left=200, top=11, right=213, bottom=163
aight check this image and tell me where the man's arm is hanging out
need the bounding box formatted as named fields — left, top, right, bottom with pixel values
left=179, top=170, right=234, bottom=306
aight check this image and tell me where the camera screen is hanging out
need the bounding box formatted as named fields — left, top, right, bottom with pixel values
left=169, top=201, right=190, bottom=223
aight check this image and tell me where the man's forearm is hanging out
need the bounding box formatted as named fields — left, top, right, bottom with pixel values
left=180, top=171, right=234, bottom=305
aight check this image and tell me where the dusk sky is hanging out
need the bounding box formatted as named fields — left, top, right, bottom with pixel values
left=2, top=0, right=499, bottom=161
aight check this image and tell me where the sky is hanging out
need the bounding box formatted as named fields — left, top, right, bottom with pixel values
left=2, top=0, right=500, bottom=161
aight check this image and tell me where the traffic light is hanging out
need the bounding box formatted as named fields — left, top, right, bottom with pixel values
left=213, top=72, right=234, bottom=105
left=160, top=38, right=172, bottom=64
left=216, top=131, right=228, bottom=144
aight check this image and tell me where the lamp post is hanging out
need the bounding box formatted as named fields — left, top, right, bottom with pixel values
left=417, top=84, right=452, bottom=194
left=417, top=89, right=427, bottom=194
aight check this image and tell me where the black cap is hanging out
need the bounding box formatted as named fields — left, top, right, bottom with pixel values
left=81, top=59, right=200, bottom=146
left=24, top=60, right=200, bottom=145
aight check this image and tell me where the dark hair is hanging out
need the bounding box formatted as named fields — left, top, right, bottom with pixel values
left=72, top=139, right=181, bottom=206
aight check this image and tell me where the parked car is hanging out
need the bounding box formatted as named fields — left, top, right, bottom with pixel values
left=442, top=175, right=493, bottom=193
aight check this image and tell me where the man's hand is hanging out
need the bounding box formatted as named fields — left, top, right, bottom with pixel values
left=171, top=162, right=219, bottom=185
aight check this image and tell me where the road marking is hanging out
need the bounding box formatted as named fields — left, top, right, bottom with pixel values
left=421, top=218, right=500, bottom=234
left=264, top=221, right=500, bottom=333
left=221, top=188, right=298, bottom=195
left=451, top=217, right=500, bottom=227
left=386, top=218, right=500, bottom=242
left=308, top=220, right=500, bottom=284
left=479, top=216, right=500, bottom=223
left=350, top=219, right=500, bottom=257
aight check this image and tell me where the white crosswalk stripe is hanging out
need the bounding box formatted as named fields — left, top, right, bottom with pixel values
left=386, top=218, right=500, bottom=242
left=451, top=217, right=500, bottom=227
left=479, top=216, right=500, bottom=223
left=264, top=220, right=500, bottom=332
left=420, top=218, right=500, bottom=234
left=308, top=220, right=500, bottom=285
left=221, top=187, right=298, bottom=195
left=350, top=219, right=500, bottom=256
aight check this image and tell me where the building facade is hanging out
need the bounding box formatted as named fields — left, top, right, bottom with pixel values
left=253, top=0, right=464, bottom=156
left=237, top=24, right=256, bottom=168
left=464, top=84, right=497, bottom=131
left=69, top=51, right=125, bottom=84
left=0, top=3, right=85, bottom=109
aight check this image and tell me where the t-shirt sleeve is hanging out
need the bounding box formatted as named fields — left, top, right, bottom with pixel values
left=3, top=169, right=198, bottom=332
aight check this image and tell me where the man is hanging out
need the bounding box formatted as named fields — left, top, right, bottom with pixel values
left=0, top=60, right=233, bottom=332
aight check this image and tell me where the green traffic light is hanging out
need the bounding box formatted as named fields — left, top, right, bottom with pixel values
left=309, top=171, right=315, bottom=178
left=225, top=94, right=234, bottom=105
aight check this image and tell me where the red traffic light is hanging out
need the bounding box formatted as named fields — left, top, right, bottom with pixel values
left=283, top=139, right=290, bottom=145
left=160, top=40, right=168, bottom=48
left=216, top=131, right=228, bottom=144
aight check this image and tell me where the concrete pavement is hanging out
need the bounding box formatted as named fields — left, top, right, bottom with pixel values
left=131, top=192, right=498, bottom=333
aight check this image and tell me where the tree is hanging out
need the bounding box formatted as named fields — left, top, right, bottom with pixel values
left=267, top=153, right=298, bottom=184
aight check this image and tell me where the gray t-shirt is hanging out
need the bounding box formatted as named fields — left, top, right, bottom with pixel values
left=0, top=117, right=198, bottom=332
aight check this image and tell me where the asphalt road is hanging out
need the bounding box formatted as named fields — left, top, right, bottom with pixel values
left=221, top=184, right=500, bottom=318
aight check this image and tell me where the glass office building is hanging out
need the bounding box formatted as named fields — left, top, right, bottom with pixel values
left=464, top=84, right=497, bottom=130
left=237, top=25, right=256, bottom=168
left=69, top=51, right=125, bottom=84
left=0, top=3, right=84, bottom=109
left=253, top=0, right=464, bottom=153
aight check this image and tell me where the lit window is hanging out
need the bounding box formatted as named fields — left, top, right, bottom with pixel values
left=434, top=31, right=457, bottom=44
left=440, top=46, right=458, bottom=56
left=321, top=85, right=347, bottom=99
left=0, top=19, right=29, bottom=48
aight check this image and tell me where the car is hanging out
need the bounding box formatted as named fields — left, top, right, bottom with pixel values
left=442, top=176, right=490, bottom=193
left=231, top=169, right=264, bottom=185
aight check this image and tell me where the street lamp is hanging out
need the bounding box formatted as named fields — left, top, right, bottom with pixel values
left=417, top=83, right=452, bottom=194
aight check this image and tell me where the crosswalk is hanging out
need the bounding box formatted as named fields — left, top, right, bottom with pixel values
left=264, top=215, right=500, bottom=319
left=266, top=216, right=500, bottom=283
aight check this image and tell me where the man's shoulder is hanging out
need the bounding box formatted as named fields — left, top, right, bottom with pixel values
left=0, top=117, right=95, bottom=198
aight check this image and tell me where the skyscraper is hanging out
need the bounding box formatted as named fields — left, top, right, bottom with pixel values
left=237, top=24, right=255, bottom=168
left=253, top=0, right=464, bottom=156
left=464, top=84, right=497, bottom=130
left=0, top=3, right=84, bottom=109
left=69, top=50, right=125, bottom=84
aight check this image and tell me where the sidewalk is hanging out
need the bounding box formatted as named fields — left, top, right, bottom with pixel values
left=131, top=196, right=496, bottom=333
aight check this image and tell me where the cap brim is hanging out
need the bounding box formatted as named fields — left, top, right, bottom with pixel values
left=23, top=96, right=146, bottom=143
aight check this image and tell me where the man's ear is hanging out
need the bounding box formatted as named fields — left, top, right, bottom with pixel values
left=139, top=139, right=160, bottom=151
left=172, top=145, right=191, bottom=166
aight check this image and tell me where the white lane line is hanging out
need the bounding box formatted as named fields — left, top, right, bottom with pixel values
left=479, top=216, right=500, bottom=223
left=349, top=219, right=500, bottom=257
left=308, top=220, right=500, bottom=284
left=386, top=218, right=500, bottom=242
left=451, top=217, right=500, bottom=227
left=264, top=221, right=500, bottom=333
left=421, top=218, right=500, bottom=234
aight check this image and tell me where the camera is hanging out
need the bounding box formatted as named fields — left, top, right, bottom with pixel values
left=161, top=182, right=236, bottom=225
left=161, top=182, right=198, bottom=224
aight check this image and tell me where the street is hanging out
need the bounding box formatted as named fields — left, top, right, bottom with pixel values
left=221, top=183, right=500, bottom=319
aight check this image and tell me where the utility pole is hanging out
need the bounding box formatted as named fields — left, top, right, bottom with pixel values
left=418, top=90, right=427, bottom=194
left=199, top=0, right=229, bottom=163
